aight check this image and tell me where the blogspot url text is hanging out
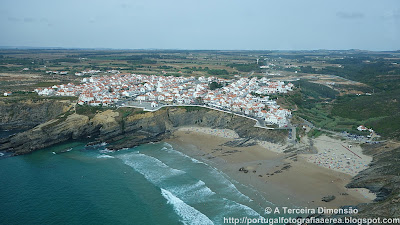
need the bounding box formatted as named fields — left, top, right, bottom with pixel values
left=223, top=216, right=400, bottom=225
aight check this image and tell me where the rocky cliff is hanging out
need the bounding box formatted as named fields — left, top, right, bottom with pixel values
left=0, top=106, right=288, bottom=156
left=1, top=103, right=400, bottom=218
left=346, top=142, right=400, bottom=218
left=0, top=99, right=72, bottom=130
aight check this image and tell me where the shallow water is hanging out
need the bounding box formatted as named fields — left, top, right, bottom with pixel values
left=0, top=141, right=279, bottom=225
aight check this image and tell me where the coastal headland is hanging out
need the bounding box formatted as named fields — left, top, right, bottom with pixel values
left=1, top=105, right=400, bottom=218
left=0, top=106, right=287, bottom=155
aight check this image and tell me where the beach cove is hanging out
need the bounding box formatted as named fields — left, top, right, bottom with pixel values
left=0, top=126, right=376, bottom=225
left=166, top=127, right=376, bottom=209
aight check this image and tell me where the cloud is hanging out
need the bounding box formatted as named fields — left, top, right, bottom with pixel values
left=120, top=2, right=131, bottom=9
left=381, top=9, right=400, bottom=20
left=336, top=12, right=365, bottom=19
left=24, top=17, right=35, bottom=23
left=6, top=16, right=50, bottom=24
left=7, top=17, right=20, bottom=22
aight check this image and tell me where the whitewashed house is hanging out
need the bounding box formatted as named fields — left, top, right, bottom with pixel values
left=151, top=101, right=159, bottom=108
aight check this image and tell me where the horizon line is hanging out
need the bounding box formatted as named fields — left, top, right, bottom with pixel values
left=0, top=46, right=399, bottom=52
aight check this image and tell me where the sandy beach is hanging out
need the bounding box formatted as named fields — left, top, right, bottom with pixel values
left=302, top=135, right=372, bottom=176
left=165, top=126, right=375, bottom=211
left=177, top=126, right=240, bottom=139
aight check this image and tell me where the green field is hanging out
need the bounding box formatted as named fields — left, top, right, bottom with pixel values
left=1, top=49, right=399, bottom=139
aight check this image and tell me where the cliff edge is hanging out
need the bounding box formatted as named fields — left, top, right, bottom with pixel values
left=0, top=106, right=287, bottom=155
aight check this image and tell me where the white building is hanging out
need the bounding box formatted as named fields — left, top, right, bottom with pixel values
left=151, top=101, right=159, bottom=108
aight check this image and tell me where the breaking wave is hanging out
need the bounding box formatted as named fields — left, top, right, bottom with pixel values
left=97, top=155, right=115, bottom=159
left=161, top=188, right=214, bottom=225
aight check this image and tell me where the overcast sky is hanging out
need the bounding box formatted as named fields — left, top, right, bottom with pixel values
left=1, top=0, right=399, bottom=50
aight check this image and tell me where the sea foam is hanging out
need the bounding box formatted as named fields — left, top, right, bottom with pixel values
left=223, top=198, right=263, bottom=218
left=118, top=147, right=264, bottom=223
left=161, top=143, right=252, bottom=202
left=169, top=180, right=216, bottom=203
left=97, top=155, right=115, bottom=159
left=161, top=145, right=204, bottom=164
left=161, top=188, right=214, bottom=225
left=118, top=153, right=185, bottom=184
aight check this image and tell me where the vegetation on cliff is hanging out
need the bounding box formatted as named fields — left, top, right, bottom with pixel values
left=0, top=97, right=73, bottom=130
left=0, top=106, right=287, bottom=156
left=347, top=143, right=400, bottom=217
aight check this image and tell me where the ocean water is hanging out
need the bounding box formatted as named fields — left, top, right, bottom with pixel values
left=0, top=140, right=276, bottom=225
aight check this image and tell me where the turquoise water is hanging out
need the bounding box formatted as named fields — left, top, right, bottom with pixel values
left=0, top=140, right=273, bottom=225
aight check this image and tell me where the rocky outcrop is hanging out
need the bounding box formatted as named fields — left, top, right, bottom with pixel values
left=346, top=143, right=400, bottom=217
left=0, top=113, right=100, bottom=155
left=0, top=107, right=288, bottom=156
left=2, top=104, right=400, bottom=218
left=0, top=99, right=72, bottom=130
left=321, top=195, right=336, bottom=202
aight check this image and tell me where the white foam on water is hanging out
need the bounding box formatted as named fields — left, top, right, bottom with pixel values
left=235, top=181, right=275, bottom=206
left=87, top=142, right=108, bottom=148
left=117, top=144, right=264, bottom=222
left=99, top=149, right=113, bottom=154
left=118, top=153, right=185, bottom=184
left=163, top=142, right=173, bottom=148
left=161, top=188, right=214, bottom=225
left=161, top=142, right=253, bottom=202
left=221, top=198, right=265, bottom=219
left=170, top=180, right=216, bottom=203
left=0, top=152, right=4, bottom=157
left=161, top=145, right=205, bottom=165
left=97, top=155, right=115, bottom=159
left=207, top=168, right=253, bottom=202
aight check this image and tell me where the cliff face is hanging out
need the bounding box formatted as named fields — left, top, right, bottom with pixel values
left=1, top=104, right=400, bottom=218
left=0, top=99, right=72, bottom=130
left=346, top=143, right=400, bottom=217
left=0, top=107, right=288, bottom=156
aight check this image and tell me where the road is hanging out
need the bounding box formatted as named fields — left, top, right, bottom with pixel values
left=247, top=71, right=255, bottom=77
left=296, top=116, right=379, bottom=144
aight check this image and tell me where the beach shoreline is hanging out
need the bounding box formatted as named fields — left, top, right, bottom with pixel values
left=165, top=126, right=375, bottom=211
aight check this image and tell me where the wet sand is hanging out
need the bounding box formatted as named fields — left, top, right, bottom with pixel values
left=165, top=127, right=375, bottom=211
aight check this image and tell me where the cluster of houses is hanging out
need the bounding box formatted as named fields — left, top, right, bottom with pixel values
left=45, top=70, right=68, bottom=75
left=46, top=69, right=120, bottom=77
left=34, top=73, right=294, bottom=127
left=201, top=77, right=293, bottom=127
left=74, top=69, right=120, bottom=76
